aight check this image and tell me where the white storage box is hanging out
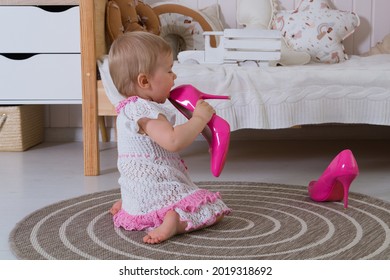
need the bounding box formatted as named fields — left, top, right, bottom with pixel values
left=0, top=105, right=44, bottom=151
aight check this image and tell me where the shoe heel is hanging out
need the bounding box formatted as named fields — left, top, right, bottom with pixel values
left=201, top=93, right=230, bottom=100
left=208, top=115, right=230, bottom=177
left=337, top=174, right=357, bottom=209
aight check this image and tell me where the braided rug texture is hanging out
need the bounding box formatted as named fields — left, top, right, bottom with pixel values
left=9, top=182, right=390, bottom=260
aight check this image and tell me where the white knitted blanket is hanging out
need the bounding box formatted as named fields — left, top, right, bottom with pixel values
left=99, top=54, right=390, bottom=130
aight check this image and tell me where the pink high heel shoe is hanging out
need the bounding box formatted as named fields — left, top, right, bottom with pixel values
left=169, top=84, right=230, bottom=177
left=308, top=149, right=359, bottom=208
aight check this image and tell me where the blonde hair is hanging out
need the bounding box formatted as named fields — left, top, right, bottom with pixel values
left=108, top=32, right=172, bottom=97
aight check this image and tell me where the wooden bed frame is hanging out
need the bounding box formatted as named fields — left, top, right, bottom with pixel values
left=80, top=0, right=110, bottom=175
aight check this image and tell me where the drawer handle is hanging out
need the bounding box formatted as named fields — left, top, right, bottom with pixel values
left=1, top=53, right=38, bottom=60
left=0, top=114, right=7, bottom=130
left=38, top=5, right=76, bottom=13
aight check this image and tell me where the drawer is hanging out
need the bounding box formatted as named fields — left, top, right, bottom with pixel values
left=0, top=6, right=80, bottom=53
left=0, top=53, right=81, bottom=104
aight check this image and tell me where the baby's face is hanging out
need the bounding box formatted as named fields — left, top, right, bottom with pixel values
left=148, top=52, right=177, bottom=104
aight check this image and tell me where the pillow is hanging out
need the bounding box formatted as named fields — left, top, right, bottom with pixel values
left=236, top=0, right=310, bottom=66
left=362, top=34, right=390, bottom=56
left=236, top=0, right=275, bottom=29
left=200, top=4, right=224, bottom=32
left=151, top=2, right=224, bottom=59
left=272, top=0, right=360, bottom=63
left=98, top=56, right=124, bottom=107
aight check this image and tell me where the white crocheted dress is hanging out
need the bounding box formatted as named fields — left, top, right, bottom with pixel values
left=113, top=96, right=231, bottom=231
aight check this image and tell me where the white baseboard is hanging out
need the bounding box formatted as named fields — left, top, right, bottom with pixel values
left=45, top=128, right=83, bottom=142
left=44, top=127, right=117, bottom=142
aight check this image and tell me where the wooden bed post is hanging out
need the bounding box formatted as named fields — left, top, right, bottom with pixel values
left=80, top=0, right=100, bottom=176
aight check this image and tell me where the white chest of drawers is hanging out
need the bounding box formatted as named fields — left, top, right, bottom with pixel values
left=0, top=1, right=81, bottom=104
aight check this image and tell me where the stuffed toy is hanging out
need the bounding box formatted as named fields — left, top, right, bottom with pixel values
left=106, top=0, right=160, bottom=43
left=362, top=34, right=390, bottom=56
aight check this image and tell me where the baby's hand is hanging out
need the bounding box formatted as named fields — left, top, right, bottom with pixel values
left=192, top=99, right=215, bottom=123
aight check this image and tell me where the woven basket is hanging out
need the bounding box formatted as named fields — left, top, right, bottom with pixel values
left=0, top=105, right=44, bottom=151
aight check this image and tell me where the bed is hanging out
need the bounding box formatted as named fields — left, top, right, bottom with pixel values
left=99, top=54, right=390, bottom=131
left=98, top=0, right=390, bottom=131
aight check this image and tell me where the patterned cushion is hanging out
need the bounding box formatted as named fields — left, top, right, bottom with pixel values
left=151, top=3, right=224, bottom=60
left=272, top=0, right=360, bottom=63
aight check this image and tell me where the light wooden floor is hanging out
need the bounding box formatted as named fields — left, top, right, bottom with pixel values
left=1, top=137, right=390, bottom=259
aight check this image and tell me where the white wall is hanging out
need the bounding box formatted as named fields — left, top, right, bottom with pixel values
left=44, top=0, right=390, bottom=141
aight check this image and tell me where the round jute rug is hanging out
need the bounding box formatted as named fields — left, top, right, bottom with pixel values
left=9, top=182, right=390, bottom=260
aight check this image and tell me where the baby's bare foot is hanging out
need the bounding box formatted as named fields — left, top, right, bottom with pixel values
left=109, top=200, right=122, bottom=215
left=143, top=210, right=187, bottom=244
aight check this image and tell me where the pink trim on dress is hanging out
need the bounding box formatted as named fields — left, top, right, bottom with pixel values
left=116, top=96, right=138, bottom=114
left=113, top=189, right=231, bottom=231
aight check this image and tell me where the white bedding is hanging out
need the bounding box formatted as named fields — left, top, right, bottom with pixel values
left=98, top=54, right=390, bottom=131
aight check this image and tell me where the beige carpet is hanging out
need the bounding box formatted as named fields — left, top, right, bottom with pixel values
left=9, top=182, right=390, bottom=260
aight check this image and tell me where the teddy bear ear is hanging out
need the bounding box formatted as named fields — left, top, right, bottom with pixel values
left=106, top=0, right=125, bottom=44
left=136, top=1, right=161, bottom=35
